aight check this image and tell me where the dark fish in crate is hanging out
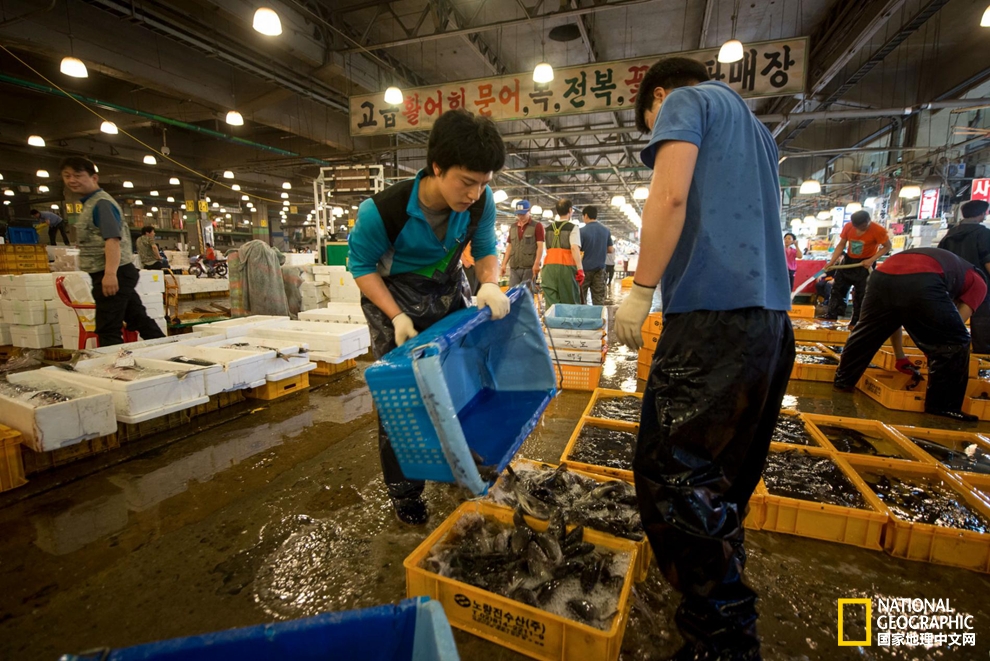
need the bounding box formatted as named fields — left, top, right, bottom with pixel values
left=865, top=473, right=990, bottom=532
left=567, top=599, right=617, bottom=625
left=568, top=426, right=638, bottom=471
left=510, top=586, right=540, bottom=608
left=589, top=396, right=642, bottom=423
left=907, top=437, right=990, bottom=476
left=772, top=415, right=819, bottom=446
left=815, top=424, right=907, bottom=458
left=763, top=451, right=869, bottom=509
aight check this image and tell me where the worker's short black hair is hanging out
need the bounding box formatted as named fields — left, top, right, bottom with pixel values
left=58, top=156, right=97, bottom=176
left=962, top=200, right=989, bottom=219
left=141, top=225, right=155, bottom=234
left=784, top=232, right=796, bottom=240
left=29, top=209, right=40, bottom=216
left=635, top=57, right=711, bottom=133
left=205, top=242, right=212, bottom=248
left=583, top=205, right=598, bottom=220
left=425, top=109, right=506, bottom=177
left=555, top=198, right=573, bottom=217
left=850, top=210, right=872, bottom=228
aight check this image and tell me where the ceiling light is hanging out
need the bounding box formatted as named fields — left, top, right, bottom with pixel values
left=122, top=181, right=134, bottom=188
left=790, top=218, right=802, bottom=228
left=36, top=169, right=49, bottom=178
left=151, top=206, right=158, bottom=212
left=3, top=190, right=14, bottom=197
left=803, top=215, right=816, bottom=224
left=817, top=210, right=831, bottom=220
left=717, top=40, right=744, bottom=64
left=180, top=204, right=186, bottom=210
left=492, top=189, right=508, bottom=204
left=610, top=195, right=625, bottom=207
left=206, top=197, right=211, bottom=202
left=146, top=212, right=152, bottom=217
left=863, top=197, right=877, bottom=207
left=510, top=199, right=521, bottom=207
left=281, top=192, right=289, bottom=199
left=283, top=200, right=290, bottom=206
left=845, top=202, right=862, bottom=214
left=531, top=205, right=543, bottom=216
left=169, top=177, right=180, bottom=185
left=0, top=174, right=3, bottom=180
left=231, top=184, right=241, bottom=191
left=134, top=199, right=143, bottom=206
left=50, top=204, right=59, bottom=210
left=226, top=213, right=232, bottom=219
left=225, top=111, right=244, bottom=126
left=533, top=62, right=554, bottom=84
left=166, top=196, right=175, bottom=202
left=27, top=135, right=45, bottom=147
left=799, top=179, right=821, bottom=195
left=899, top=185, right=921, bottom=199
left=143, top=155, right=157, bottom=165
left=100, top=121, right=118, bottom=135
left=223, top=170, right=235, bottom=179
left=384, top=86, right=403, bottom=105
left=212, top=202, right=219, bottom=208
left=2, top=201, right=9, bottom=205
left=542, top=209, right=553, bottom=219
left=982, top=5, right=990, bottom=27
left=253, top=7, right=282, bottom=36
left=282, top=182, right=291, bottom=190
left=333, top=206, right=344, bottom=215
left=150, top=190, right=158, bottom=196
left=241, top=195, right=249, bottom=201
left=60, top=56, right=88, bottom=78
left=351, top=205, right=358, bottom=210
left=633, top=187, right=649, bottom=200
left=38, top=185, right=49, bottom=193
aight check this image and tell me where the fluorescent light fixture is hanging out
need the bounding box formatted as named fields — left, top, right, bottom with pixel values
left=212, top=202, right=219, bottom=208
left=253, top=7, right=282, bottom=36
left=610, top=195, right=625, bottom=207
left=151, top=206, right=158, bottom=212
left=633, top=186, right=649, bottom=200
left=146, top=212, right=152, bottom=217
left=982, top=4, right=990, bottom=27
left=143, top=155, right=157, bottom=165
left=899, top=185, right=921, bottom=199
left=799, top=179, right=821, bottom=195
left=533, top=62, right=554, bottom=84
left=3, top=190, right=14, bottom=197
left=531, top=205, right=543, bottom=216
left=27, top=135, right=45, bottom=147
left=492, top=189, right=508, bottom=203
left=134, top=199, right=143, bottom=206
left=38, top=185, right=49, bottom=193
left=803, top=215, right=816, bottom=224
left=283, top=201, right=290, bottom=206
left=225, top=111, right=244, bottom=126
left=351, top=205, right=358, bottom=210
left=60, top=56, right=88, bottom=78
left=542, top=209, right=553, bottom=219
left=717, top=40, right=744, bottom=64
left=282, top=182, right=291, bottom=190
left=845, top=202, right=862, bottom=213
left=51, top=204, right=60, bottom=210
left=384, top=86, right=403, bottom=105
left=231, top=184, right=241, bottom=191
left=150, top=190, right=158, bottom=196
left=100, top=121, right=118, bottom=135
left=790, top=218, right=802, bottom=228
left=2, top=201, right=9, bottom=205
left=242, top=195, right=249, bottom=201
left=122, top=181, right=134, bottom=188
left=510, top=198, right=522, bottom=208
left=863, top=197, right=877, bottom=207
left=169, top=177, right=180, bottom=185
left=223, top=170, right=235, bottom=179
left=281, top=192, right=289, bottom=199
left=180, top=204, right=186, bottom=210
left=166, top=196, right=175, bottom=202
left=206, top=197, right=211, bottom=202
left=817, top=211, right=831, bottom=220
left=36, top=169, right=49, bottom=178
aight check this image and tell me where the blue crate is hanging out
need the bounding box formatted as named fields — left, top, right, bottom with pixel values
left=365, top=287, right=556, bottom=495
left=58, top=597, right=459, bottom=661
left=7, top=226, right=38, bottom=244
left=543, top=303, right=606, bottom=330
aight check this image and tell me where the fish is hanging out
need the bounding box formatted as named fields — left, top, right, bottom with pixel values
left=589, top=396, right=642, bottom=423
left=763, top=450, right=869, bottom=509
left=526, top=540, right=551, bottom=583
left=772, top=416, right=819, bottom=446
left=515, top=485, right=552, bottom=520
left=567, top=426, right=638, bottom=471
left=580, top=554, right=611, bottom=594
left=470, top=448, right=500, bottom=483
left=510, top=586, right=540, bottom=608
left=567, top=599, right=612, bottom=624
left=535, top=578, right=563, bottom=605
left=865, top=472, right=990, bottom=532
left=535, top=532, right=563, bottom=565
left=167, top=356, right=216, bottom=367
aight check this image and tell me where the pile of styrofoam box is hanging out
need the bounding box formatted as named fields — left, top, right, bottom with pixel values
left=0, top=274, right=61, bottom=349
left=313, top=266, right=361, bottom=303
left=137, top=270, right=168, bottom=335
left=175, top=274, right=229, bottom=296
left=543, top=304, right=608, bottom=369
left=164, top=250, right=190, bottom=270
left=48, top=247, right=81, bottom=272
left=197, top=314, right=370, bottom=365
left=299, top=281, right=331, bottom=311
left=283, top=252, right=316, bottom=267
left=299, top=302, right=366, bottom=325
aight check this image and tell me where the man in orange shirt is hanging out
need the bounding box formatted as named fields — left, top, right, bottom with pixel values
left=821, top=210, right=891, bottom=328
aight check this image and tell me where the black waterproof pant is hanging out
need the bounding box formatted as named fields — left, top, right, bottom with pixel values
left=90, top=263, right=166, bottom=346
left=827, top=256, right=870, bottom=325
left=49, top=224, right=70, bottom=246
left=834, top=272, right=971, bottom=412
left=970, top=299, right=990, bottom=354
left=634, top=308, right=794, bottom=658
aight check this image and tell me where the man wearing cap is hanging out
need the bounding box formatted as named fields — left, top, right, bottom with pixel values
left=500, top=200, right=545, bottom=286
left=938, top=199, right=990, bottom=353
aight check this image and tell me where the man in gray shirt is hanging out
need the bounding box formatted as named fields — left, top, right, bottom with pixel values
left=31, top=208, right=70, bottom=246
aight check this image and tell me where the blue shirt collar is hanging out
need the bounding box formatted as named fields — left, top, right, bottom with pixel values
left=80, top=188, right=104, bottom=204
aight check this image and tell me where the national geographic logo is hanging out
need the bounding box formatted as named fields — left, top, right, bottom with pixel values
left=837, top=599, right=871, bottom=646
left=838, top=598, right=978, bottom=649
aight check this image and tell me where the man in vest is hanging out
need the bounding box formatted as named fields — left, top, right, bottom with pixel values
left=349, top=109, right=510, bottom=525
left=59, top=157, right=165, bottom=346
left=541, top=199, right=584, bottom=307
left=937, top=200, right=990, bottom=353
left=500, top=200, right=545, bottom=286
left=834, top=247, right=987, bottom=421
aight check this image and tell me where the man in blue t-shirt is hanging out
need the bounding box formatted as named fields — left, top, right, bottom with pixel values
left=614, top=57, right=795, bottom=660
left=578, top=205, right=613, bottom=305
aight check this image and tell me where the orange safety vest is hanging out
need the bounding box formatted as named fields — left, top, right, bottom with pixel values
left=544, top=220, right=576, bottom=266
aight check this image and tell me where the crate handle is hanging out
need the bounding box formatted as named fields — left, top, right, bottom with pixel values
left=411, top=348, right=488, bottom=496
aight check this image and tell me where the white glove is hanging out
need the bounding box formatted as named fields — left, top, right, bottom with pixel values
left=392, top=312, right=419, bottom=347
left=615, top=283, right=655, bottom=350
left=477, top=282, right=511, bottom=320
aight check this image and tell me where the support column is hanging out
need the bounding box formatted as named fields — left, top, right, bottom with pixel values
left=180, top=180, right=204, bottom=254
left=252, top=202, right=270, bottom=245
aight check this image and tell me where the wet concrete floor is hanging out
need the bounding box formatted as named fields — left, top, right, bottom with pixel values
left=2, top=289, right=990, bottom=660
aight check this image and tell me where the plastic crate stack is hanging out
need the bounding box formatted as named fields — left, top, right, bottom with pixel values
left=0, top=274, right=61, bottom=348
left=544, top=304, right=608, bottom=392
left=789, top=342, right=841, bottom=382
left=635, top=312, right=662, bottom=381
left=0, top=244, right=48, bottom=275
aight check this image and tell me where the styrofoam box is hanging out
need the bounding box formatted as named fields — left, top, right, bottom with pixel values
left=0, top=323, right=11, bottom=345
left=329, top=281, right=361, bottom=303
left=140, top=292, right=165, bottom=316
left=1, top=299, right=59, bottom=325
left=198, top=336, right=312, bottom=380
left=3, top=370, right=117, bottom=452
left=11, top=323, right=61, bottom=349
left=543, top=333, right=606, bottom=352
left=543, top=326, right=608, bottom=342
left=546, top=347, right=605, bottom=364
left=137, top=270, right=166, bottom=294
left=133, top=355, right=227, bottom=396
left=299, top=303, right=367, bottom=325
left=264, top=360, right=317, bottom=382
left=87, top=332, right=216, bottom=354
left=132, top=344, right=275, bottom=391
left=251, top=320, right=370, bottom=356
left=197, top=315, right=292, bottom=338
left=40, top=356, right=210, bottom=424
left=283, top=253, right=316, bottom=267
left=312, top=265, right=347, bottom=275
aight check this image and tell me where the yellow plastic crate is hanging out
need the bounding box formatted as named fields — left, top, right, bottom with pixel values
left=636, top=347, right=653, bottom=366
left=0, top=426, right=26, bottom=492
left=404, top=501, right=638, bottom=661
left=620, top=276, right=633, bottom=290
left=847, top=457, right=990, bottom=573
left=770, top=410, right=832, bottom=450
left=873, top=347, right=929, bottom=375
left=561, top=418, right=635, bottom=482
left=855, top=369, right=927, bottom=413
left=553, top=363, right=602, bottom=392
left=893, top=425, right=990, bottom=480
left=640, top=313, right=662, bottom=337
left=312, top=358, right=357, bottom=377
left=790, top=346, right=840, bottom=382
left=761, top=446, right=888, bottom=550
left=962, top=473, right=990, bottom=506
left=743, top=481, right=766, bottom=531
left=640, top=332, right=659, bottom=352
left=580, top=388, right=642, bottom=430
left=247, top=372, right=309, bottom=400
left=787, top=305, right=815, bottom=319
left=962, top=379, right=990, bottom=421
left=635, top=361, right=650, bottom=381
left=802, top=413, right=934, bottom=463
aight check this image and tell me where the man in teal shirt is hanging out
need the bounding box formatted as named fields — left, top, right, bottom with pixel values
left=349, top=109, right=509, bottom=524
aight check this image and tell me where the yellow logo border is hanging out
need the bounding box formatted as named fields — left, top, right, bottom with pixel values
left=837, top=598, right=872, bottom=646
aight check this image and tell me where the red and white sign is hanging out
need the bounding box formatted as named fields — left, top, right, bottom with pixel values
left=919, top=189, right=940, bottom=220
left=973, top=178, right=990, bottom=202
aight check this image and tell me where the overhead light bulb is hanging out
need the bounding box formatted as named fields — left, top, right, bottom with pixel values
left=384, top=86, right=404, bottom=105
left=38, top=185, right=49, bottom=193
left=143, top=155, right=157, bottom=165
left=223, top=170, right=235, bottom=179
left=542, top=209, right=553, bottom=219
left=799, top=179, right=821, bottom=195
left=150, top=190, right=158, bottom=196
left=180, top=204, right=186, bottom=210
left=845, top=202, right=862, bottom=213
left=242, top=195, right=249, bottom=201
left=36, top=169, right=49, bottom=178
left=206, top=197, right=211, bottom=202
left=282, top=182, right=291, bottom=190
left=146, top=212, right=152, bottom=217
left=803, top=215, right=816, bottom=224
left=982, top=4, right=990, bottom=27
left=28, top=135, right=45, bottom=147
left=899, top=185, right=921, bottom=199
left=50, top=204, right=59, bottom=210
left=863, top=197, right=877, bottom=207
left=281, top=192, right=289, bottom=199
left=100, top=121, right=118, bottom=135
left=122, top=181, right=134, bottom=188
left=60, top=56, right=88, bottom=78
left=492, top=189, right=508, bottom=203
left=351, top=205, right=359, bottom=210
left=3, top=190, right=14, bottom=197
left=633, top=187, right=649, bottom=200
left=231, top=184, right=241, bottom=191
left=134, top=199, right=143, bottom=206
left=2, top=200, right=9, bottom=205
left=533, top=62, right=554, bottom=84
left=717, top=39, right=744, bottom=64
left=166, top=196, right=175, bottom=202
left=253, top=7, right=282, bottom=36
left=531, top=205, right=544, bottom=216
left=212, top=202, right=219, bottom=208
left=226, top=110, right=244, bottom=126
left=283, top=201, right=290, bottom=206
left=610, top=195, right=625, bottom=207
left=151, top=206, right=159, bottom=212
left=817, top=211, right=831, bottom=220
left=790, top=218, right=802, bottom=228
left=169, top=177, right=180, bottom=185
left=510, top=199, right=521, bottom=208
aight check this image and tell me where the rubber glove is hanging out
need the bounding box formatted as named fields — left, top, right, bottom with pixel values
left=615, top=283, right=655, bottom=350
left=477, top=282, right=511, bottom=320
left=392, top=312, right=419, bottom=347
left=576, top=269, right=585, bottom=286
left=895, top=357, right=922, bottom=380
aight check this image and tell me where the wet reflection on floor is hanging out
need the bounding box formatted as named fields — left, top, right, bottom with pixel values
left=1, top=287, right=989, bottom=660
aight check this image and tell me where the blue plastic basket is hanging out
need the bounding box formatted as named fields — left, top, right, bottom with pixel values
left=58, top=597, right=459, bottom=661
left=543, top=303, right=606, bottom=330
left=7, top=226, right=38, bottom=244
left=365, top=287, right=556, bottom=495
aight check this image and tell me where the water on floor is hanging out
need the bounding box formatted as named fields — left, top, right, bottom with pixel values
left=1, top=283, right=989, bottom=660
